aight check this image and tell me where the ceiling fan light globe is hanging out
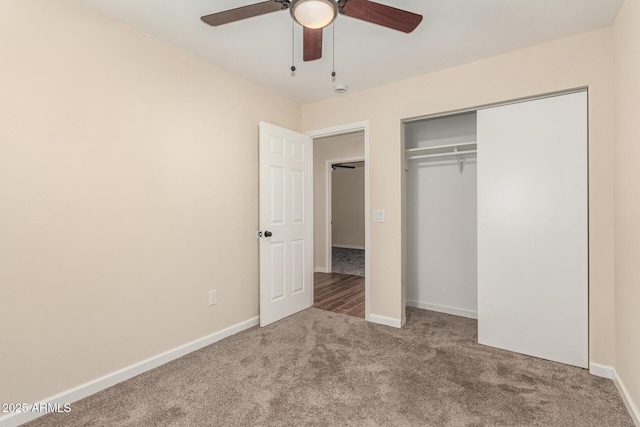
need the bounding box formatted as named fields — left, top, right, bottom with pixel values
left=291, top=0, right=337, bottom=29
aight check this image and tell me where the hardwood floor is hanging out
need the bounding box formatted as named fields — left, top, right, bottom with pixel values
left=314, top=272, right=365, bottom=319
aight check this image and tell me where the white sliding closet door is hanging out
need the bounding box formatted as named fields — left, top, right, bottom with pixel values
left=477, top=92, right=588, bottom=368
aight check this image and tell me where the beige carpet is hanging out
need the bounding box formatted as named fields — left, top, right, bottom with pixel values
left=26, top=308, right=633, bottom=426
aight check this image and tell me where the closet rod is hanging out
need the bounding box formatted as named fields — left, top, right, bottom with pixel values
left=406, top=149, right=477, bottom=161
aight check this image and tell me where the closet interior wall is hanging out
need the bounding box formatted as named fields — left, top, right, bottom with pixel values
left=405, top=112, right=478, bottom=319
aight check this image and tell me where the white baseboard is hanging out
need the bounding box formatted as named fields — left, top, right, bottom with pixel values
left=369, top=313, right=402, bottom=328
left=314, top=267, right=329, bottom=273
left=332, top=244, right=365, bottom=250
left=0, top=316, right=260, bottom=427
left=614, top=368, right=640, bottom=427
left=407, top=300, right=478, bottom=319
left=589, top=362, right=614, bottom=379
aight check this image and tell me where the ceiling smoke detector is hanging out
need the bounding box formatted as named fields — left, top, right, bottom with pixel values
left=334, top=84, right=348, bottom=94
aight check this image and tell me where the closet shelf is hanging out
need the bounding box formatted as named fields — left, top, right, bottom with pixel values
left=405, top=141, right=477, bottom=175
left=405, top=141, right=477, bottom=161
left=405, top=141, right=477, bottom=154
left=406, top=149, right=476, bottom=161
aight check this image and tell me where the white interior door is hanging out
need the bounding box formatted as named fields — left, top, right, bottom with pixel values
left=259, top=122, right=313, bottom=327
left=477, top=92, right=588, bottom=368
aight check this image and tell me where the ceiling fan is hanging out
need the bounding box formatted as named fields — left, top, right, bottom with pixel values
left=201, top=0, right=422, bottom=62
left=332, top=161, right=363, bottom=170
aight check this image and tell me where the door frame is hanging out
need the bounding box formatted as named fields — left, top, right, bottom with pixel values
left=306, top=121, right=371, bottom=321
left=326, top=156, right=365, bottom=273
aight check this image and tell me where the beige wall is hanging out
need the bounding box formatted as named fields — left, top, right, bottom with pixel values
left=313, top=133, right=364, bottom=270
left=0, top=0, right=300, bottom=405
left=613, top=0, right=640, bottom=414
left=332, top=167, right=365, bottom=249
left=302, top=28, right=616, bottom=366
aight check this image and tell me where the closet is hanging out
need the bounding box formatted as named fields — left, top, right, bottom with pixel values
left=405, top=112, right=478, bottom=319
left=404, top=91, right=588, bottom=369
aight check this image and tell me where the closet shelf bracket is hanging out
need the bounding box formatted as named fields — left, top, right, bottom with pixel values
left=455, top=147, right=463, bottom=175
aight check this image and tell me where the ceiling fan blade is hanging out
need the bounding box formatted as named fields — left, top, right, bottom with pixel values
left=342, top=0, right=423, bottom=33
left=201, top=1, right=286, bottom=26
left=303, top=27, right=323, bottom=61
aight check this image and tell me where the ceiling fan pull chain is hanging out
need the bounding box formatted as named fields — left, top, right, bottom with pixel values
left=290, top=20, right=296, bottom=72
left=331, top=22, right=336, bottom=79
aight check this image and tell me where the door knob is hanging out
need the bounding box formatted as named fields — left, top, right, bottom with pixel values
left=264, top=231, right=272, bottom=237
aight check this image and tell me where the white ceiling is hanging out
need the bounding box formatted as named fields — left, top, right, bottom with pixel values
left=80, top=0, right=623, bottom=104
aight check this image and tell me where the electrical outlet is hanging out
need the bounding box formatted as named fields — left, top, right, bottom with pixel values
left=208, top=290, right=217, bottom=306
left=373, top=209, right=385, bottom=223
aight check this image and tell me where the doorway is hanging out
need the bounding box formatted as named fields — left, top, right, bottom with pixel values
left=308, top=126, right=368, bottom=319
left=330, top=160, right=365, bottom=276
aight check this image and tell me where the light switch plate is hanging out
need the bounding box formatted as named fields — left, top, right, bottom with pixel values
left=373, top=210, right=385, bottom=222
